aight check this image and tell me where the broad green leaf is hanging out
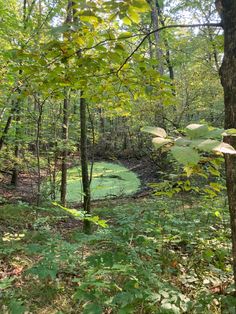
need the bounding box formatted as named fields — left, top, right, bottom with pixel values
left=196, top=139, right=220, bottom=152
left=210, top=182, right=225, bottom=192
left=222, top=128, right=236, bottom=136
left=206, top=128, right=224, bottom=139
left=213, top=142, right=236, bottom=154
left=175, top=137, right=191, bottom=146
left=80, top=15, right=99, bottom=25
left=152, top=137, right=172, bottom=148
left=118, top=304, right=135, bottom=314
left=51, top=25, right=70, bottom=35
left=132, top=0, right=150, bottom=12
left=83, top=303, right=103, bottom=314
left=185, top=124, right=209, bottom=139
left=161, top=302, right=180, bottom=314
left=142, top=126, right=167, bottom=137
left=9, top=300, right=26, bottom=314
left=171, top=146, right=200, bottom=165
left=0, top=277, right=15, bottom=290
left=118, top=32, right=132, bottom=39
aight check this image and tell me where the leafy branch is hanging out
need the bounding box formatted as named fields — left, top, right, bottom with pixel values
left=116, top=22, right=222, bottom=73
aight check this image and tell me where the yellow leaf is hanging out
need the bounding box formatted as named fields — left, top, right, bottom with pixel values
left=127, top=6, right=141, bottom=24
left=123, top=16, right=132, bottom=25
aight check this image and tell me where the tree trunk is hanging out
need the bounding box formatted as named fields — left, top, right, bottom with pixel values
left=80, top=94, right=91, bottom=234
left=159, top=17, right=175, bottom=95
left=68, top=0, right=91, bottom=231
left=0, top=108, right=14, bottom=150
left=35, top=96, right=43, bottom=206
left=148, top=0, right=163, bottom=74
left=11, top=102, right=20, bottom=187
left=148, top=0, right=165, bottom=128
left=60, top=90, right=69, bottom=206
left=11, top=0, right=28, bottom=186
left=219, top=0, right=236, bottom=292
left=60, top=1, right=73, bottom=205
left=11, top=145, right=19, bottom=186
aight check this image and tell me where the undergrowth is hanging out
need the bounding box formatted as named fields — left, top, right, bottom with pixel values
left=0, top=196, right=235, bottom=313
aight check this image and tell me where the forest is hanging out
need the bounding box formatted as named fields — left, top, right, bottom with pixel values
left=0, top=0, right=236, bottom=313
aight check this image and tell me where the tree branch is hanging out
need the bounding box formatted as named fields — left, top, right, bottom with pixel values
left=116, top=22, right=222, bottom=74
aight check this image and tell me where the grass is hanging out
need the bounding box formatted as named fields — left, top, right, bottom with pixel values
left=0, top=195, right=234, bottom=313
left=57, top=161, right=141, bottom=202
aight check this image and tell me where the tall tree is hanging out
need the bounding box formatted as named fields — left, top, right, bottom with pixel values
left=60, top=0, right=72, bottom=206
left=219, top=0, right=236, bottom=292
left=80, top=94, right=91, bottom=234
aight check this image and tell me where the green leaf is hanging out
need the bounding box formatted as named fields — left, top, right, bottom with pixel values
left=213, top=142, right=236, bottom=154
left=51, top=25, right=70, bottom=35
left=132, top=0, right=150, bottom=12
left=185, top=124, right=209, bottom=139
left=118, top=304, right=135, bottom=314
left=83, top=303, right=103, bottom=314
left=223, top=128, right=236, bottom=136
left=171, top=146, right=200, bottom=165
left=114, top=43, right=125, bottom=51
left=196, top=139, right=220, bottom=152
left=0, top=277, right=15, bottom=290
left=175, top=137, right=191, bottom=146
left=118, top=32, right=132, bottom=39
left=80, top=15, right=99, bottom=25
left=29, top=261, right=58, bottom=279
left=152, top=137, right=172, bottom=149
left=142, top=126, right=167, bottom=137
left=127, top=7, right=141, bottom=24
left=206, top=128, right=224, bottom=139
left=8, top=300, right=26, bottom=314
left=161, top=302, right=180, bottom=314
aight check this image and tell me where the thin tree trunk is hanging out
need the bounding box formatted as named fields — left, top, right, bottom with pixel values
left=99, top=107, right=105, bottom=134
left=219, top=0, right=236, bottom=293
left=0, top=104, right=15, bottom=150
left=80, top=94, right=91, bottom=234
left=11, top=101, right=20, bottom=187
left=35, top=97, right=43, bottom=205
left=60, top=91, right=69, bottom=206
left=148, top=0, right=165, bottom=128
left=11, top=147, right=19, bottom=186
left=148, top=0, right=163, bottom=74
left=11, top=0, right=28, bottom=186
left=207, top=26, right=220, bottom=72
left=71, top=1, right=91, bottom=232
left=60, top=0, right=73, bottom=205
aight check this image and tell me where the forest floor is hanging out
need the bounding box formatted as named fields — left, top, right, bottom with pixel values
left=0, top=158, right=156, bottom=204
left=1, top=158, right=235, bottom=313
left=0, top=194, right=235, bottom=313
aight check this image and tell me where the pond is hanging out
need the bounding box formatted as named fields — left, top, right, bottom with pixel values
left=59, top=161, right=141, bottom=202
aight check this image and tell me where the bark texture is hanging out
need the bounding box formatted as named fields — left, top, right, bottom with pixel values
left=0, top=110, right=14, bottom=150
left=80, top=95, right=91, bottom=234
left=11, top=102, right=20, bottom=187
left=219, top=0, right=236, bottom=291
left=148, top=0, right=163, bottom=74
left=60, top=92, right=69, bottom=206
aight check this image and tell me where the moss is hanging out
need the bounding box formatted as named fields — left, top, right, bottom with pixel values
left=60, top=162, right=141, bottom=202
